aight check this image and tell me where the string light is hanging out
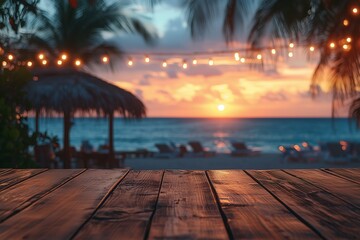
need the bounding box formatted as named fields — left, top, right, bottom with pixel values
left=61, top=54, right=67, bottom=60
left=288, top=52, right=294, bottom=58
left=42, top=60, right=47, bottom=65
left=162, top=61, right=167, bottom=67
left=289, top=43, right=294, bottom=48
left=145, top=56, right=150, bottom=63
left=343, top=19, right=349, bottom=26
left=102, top=56, right=109, bottom=63
left=128, top=58, right=133, bottom=66
left=329, top=42, right=336, bottom=48
left=192, top=59, right=197, bottom=65
left=75, top=59, right=81, bottom=66
left=182, top=61, right=188, bottom=69
left=8, top=54, right=14, bottom=61
left=2, top=61, right=7, bottom=67
left=27, top=61, right=33, bottom=67
left=257, top=54, right=262, bottom=60
left=208, top=58, right=214, bottom=66
left=57, top=60, right=63, bottom=65
left=271, top=49, right=276, bottom=55
left=346, top=37, right=352, bottom=43
left=309, top=46, right=315, bottom=52
left=343, top=44, right=350, bottom=51
left=234, top=52, right=240, bottom=61
left=352, top=7, right=358, bottom=14
left=240, top=57, right=245, bottom=63
left=38, top=53, right=44, bottom=60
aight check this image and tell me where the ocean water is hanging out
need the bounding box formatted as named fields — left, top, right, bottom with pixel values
left=28, top=118, right=360, bottom=153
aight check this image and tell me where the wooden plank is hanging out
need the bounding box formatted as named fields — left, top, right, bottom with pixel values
left=207, top=170, right=319, bottom=239
left=248, top=170, right=360, bottom=239
left=74, top=170, right=163, bottom=240
left=0, top=169, right=47, bottom=191
left=148, top=170, right=228, bottom=240
left=0, top=169, right=85, bottom=222
left=0, top=169, right=12, bottom=176
left=284, top=169, right=360, bottom=207
left=324, top=168, right=360, bottom=184
left=0, top=169, right=128, bottom=240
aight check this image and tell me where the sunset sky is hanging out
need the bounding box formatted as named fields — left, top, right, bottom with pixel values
left=93, top=1, right=345, bottom=118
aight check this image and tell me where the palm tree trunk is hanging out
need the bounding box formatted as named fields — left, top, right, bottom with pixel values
left=108, top=111, right=115, bottom=168
left=63, top=111, right=71, bottom=169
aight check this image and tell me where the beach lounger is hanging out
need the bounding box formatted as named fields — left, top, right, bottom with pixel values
left=322, top=142, right=351, bottom=163
left=231, top=142, right=260, bottom=156
left=188, top=141, right=216, bottom=157
left=154, top=143, right=178, bottom=158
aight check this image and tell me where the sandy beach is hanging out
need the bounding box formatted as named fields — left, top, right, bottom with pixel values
left=124, top=153, right=360, bottom=170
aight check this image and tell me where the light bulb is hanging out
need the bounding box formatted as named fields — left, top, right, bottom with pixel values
left=102, top=56, right=109, bottom=63
left=234, top=52, right=240, bottom=61
left=75, top=59, right=81, bottom=66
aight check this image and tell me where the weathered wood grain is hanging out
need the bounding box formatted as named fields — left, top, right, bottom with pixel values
left=323, top=168, right=360, bottom=184
left=148, top=170, right=228, bottom=240
left=248, top=170, right=360, bottom=239
left=74, top=170, right=163, bottom=240
left=0, top=169, right=127, bottom=240
left=0, top=169, right=47, bottom=191
left=284, top=169, right=360, bottom=207
left=207, top=170, right=319, bottom=239
left=0, top=169, right=12, bottom=176
left=0, top=169, right=85, bottom=222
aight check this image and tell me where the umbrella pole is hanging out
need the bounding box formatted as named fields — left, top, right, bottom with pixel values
left=108, top=111, right=115, bottom=168
left=63, top=111, right=71, bottom=169
left=35, top=110, right=40, bottom=135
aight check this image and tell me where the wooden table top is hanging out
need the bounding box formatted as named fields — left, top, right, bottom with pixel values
left=0, top=168, right=359, bottom=239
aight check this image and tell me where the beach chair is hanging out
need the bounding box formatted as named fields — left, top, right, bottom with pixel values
left=278, top=145, right=301, bottom=162
left=154, top=143, right=178, bottom=158
left=34, top=144, right=56, bottom=168
left=348, top=142, right=360, bottom=161
left=322, top=142, right=351, bottom=163
left=188, top=141, right=216, bottom=157
left=230, top=142, right=260, bottom=156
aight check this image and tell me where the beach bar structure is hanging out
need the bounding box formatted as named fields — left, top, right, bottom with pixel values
left=26, top=68, right=146, bottom=168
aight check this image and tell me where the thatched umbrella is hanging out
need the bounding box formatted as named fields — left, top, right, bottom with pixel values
left=26, top=68, right=146, bottom=168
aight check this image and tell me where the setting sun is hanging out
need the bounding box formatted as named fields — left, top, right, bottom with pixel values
left=217, top=104, right=225, bottom=112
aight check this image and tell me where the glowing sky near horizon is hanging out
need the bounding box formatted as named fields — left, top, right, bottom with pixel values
left=92, top=1, right=348, bottom=118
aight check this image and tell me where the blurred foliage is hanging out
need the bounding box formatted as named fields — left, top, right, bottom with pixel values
left=0, top=67, right=38, bottom=167
left=0, top=0, right=39, bottom=167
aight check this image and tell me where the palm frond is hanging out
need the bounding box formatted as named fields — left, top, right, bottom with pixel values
left=183, top=0, right=222, bottom=39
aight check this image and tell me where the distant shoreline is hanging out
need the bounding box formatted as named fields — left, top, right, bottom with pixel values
left=28, top=116, right=351, bottom=120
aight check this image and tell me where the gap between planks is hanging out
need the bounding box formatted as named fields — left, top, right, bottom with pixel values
left=244, top=170, right=326, bottom=239
left=0, top=169, right=87, bottom=223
